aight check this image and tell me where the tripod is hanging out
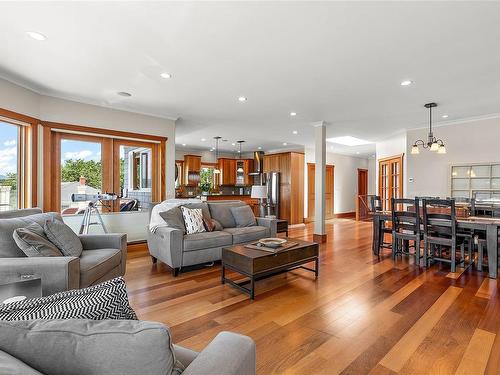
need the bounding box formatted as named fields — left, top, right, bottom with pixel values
left=79, top=200, right=108, bottom=234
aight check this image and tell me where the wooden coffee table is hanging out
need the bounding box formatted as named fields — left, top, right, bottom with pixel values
left=221, top=238, right=319, bottom=299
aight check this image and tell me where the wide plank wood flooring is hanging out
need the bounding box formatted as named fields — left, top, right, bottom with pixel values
left=125, top=219, right=500, bottom=374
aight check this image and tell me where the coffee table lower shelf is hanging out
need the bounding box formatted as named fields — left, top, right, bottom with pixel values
left=221, top=256, right=319, bottom=300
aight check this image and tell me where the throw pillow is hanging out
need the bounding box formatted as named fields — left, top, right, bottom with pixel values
left=230, top=205, right=257, bottom=227
left=13, top=222, right=63, bottom=257
left=44, top=219, right=83, bottom=257
left=203, top=218, right=216, bottom=232
left=180, top=206, right=206, bottom=235
left=0, top=277, right=137, bottom=321
left=159, top=207, right=186, bottom=233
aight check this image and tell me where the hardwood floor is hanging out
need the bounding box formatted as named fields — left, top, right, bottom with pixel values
left=125, top=219, right=500, bottom=374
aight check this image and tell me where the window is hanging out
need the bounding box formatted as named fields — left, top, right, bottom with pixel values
left=0, top=121, right=19, bottom=211
left=200, top=166, right=214, bottom=193
left=119, top=143, right=153, bottom=210
left=450, top=163, right=500, bottom=200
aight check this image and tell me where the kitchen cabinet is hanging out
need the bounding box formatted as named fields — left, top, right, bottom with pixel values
left=263, top=152, right=304, bottom=224
left=183, top=155, right=201, bottom=186
left=218, top=158, right=237, bottom=185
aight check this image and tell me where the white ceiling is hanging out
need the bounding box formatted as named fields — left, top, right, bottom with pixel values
left=1, top=2, right=500, bottom=157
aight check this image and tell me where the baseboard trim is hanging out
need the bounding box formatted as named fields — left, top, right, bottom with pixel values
left=333, top=212, right=356, bottom=219
left=313, top=233, right=327, bottom=243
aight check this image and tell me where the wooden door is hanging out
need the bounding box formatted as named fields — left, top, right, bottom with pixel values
left=358, top=169, right=368, bottom=196
left=307, top=163, right=334, bottom=221
left=378, top=154, right=403, bottom=211
left=357, top=168, right=369, bottom=218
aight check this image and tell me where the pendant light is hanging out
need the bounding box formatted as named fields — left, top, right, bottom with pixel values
left=236, top=140, right=245, bottom=172
left=411, top=102, right=446, bottom=155
left=213, top=136, right=221, bottom=174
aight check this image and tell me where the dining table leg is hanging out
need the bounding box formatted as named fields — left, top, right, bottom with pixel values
left=373, top=217, right=381, bottom=256
left=486, top=223, right=498, bottom=279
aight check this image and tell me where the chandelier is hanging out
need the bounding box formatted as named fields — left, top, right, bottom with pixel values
left=411, top=102, right=446, bottom=154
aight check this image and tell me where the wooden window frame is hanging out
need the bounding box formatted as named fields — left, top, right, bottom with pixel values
left=0, top=108, right=39, bottom=209
left=42, top=121, right=167, bottom=212
left=378, top=153, right=404, bottom=211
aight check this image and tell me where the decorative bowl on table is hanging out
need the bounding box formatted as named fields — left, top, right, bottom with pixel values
left=258, top=238, right=287, bottom=248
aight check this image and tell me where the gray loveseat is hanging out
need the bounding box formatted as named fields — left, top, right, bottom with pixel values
left=147, top=200, right=277, bottom=275
left=0, top=319, right=256, bottom=375
left=0, top=208, right=127, bottom=296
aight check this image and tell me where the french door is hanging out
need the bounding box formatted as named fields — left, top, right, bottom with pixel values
left=378, top=154, right=404, bottom=211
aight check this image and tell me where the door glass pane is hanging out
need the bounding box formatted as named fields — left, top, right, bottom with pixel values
left=451, top=166, right=470, bottom=178
left=120, top=145, right=153, bottom=211
left=470, top=165, right=490, bottom=178
left=61, top=139, right=103, bottom=214
left=492, top=165, right=500, bottom=177
left=0, top=121, right=19, bottom=211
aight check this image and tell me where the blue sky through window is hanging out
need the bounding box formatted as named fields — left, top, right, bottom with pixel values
left=60, top=139, right=101, bottom=163
left=0, top=121, right=18, bottom=179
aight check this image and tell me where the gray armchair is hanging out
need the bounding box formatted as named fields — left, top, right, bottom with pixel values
left=0, top=208, right=127, bottom=296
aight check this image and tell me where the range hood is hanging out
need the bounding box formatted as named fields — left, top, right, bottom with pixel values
left=248, top=151, right=264, bottom=175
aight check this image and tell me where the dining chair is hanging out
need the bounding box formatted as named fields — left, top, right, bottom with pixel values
left=391, top=197, right=422, bottom=263
left=422, top=198, right=471, bottom=272
left=370, top=195, right=392, bottom=254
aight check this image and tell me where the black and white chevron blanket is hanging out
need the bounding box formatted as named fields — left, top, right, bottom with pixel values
left=0, top=277, right=137, bottom=321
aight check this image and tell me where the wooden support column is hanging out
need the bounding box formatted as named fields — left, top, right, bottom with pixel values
left=313, top=121, right=327, bottom=243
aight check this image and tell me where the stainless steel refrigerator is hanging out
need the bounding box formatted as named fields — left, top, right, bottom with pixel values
left=262, top=172, right=280, bottom=218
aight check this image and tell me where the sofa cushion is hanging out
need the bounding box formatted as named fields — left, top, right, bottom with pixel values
left=223, top=226, right=271, bottom=244
left=230, top=205, right=257, bottom=228
left=181, top=206, right=206, bottom=235
left=44, top=219, right=83, bottom=257
left=13, top=222, right=63, bottom=257
left=80, top=248, right=122, bottom=287
left=0, top=319, right=183, bottom=375
left=182, top=202, right=211, bottom=221
left=0, top=350, right=44, bottom=375
left=0, top=277, right=136, bottom=321
left=208, top=201, right=246, bottom=228
left=159, top=207, right=186, bottom=233
left=183, top=231, right=232, bottom=252
left=0, top=212, right=62, bottom=258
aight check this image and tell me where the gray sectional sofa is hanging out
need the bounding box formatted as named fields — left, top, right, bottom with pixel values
left=0, top=208, right=127, bottom=296
left=147, top=200, right=277, bottom=275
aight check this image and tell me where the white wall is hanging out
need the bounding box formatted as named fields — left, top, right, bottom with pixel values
left=375, top=131, right=407, bottom=195
left=406, top=116, right=500, bottom=198
left=304, top=148, right=370, bottom=214
left=0, top=78, right=176, bottom=241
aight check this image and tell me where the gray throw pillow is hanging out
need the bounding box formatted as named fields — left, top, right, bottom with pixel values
left=13, top=222, right=63, bottom=257
left=159, top=207, right=186, bottom=233
left=44, top=219, right=83, bottom=257
left=230, top=205, right=257, bottom=228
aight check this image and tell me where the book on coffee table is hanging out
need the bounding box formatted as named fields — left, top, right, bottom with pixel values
left=244, top=241, right=298, bottom=253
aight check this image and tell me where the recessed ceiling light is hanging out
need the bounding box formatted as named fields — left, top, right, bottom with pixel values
left=26, top=31, right=47, bottom=41
left=238, top=96, right=247, bottom=102
left=356, top=152, right=360, bottom=154
left=400, top=80, right=414, bottom=86
left=182, top=143, right=186, bottom=146
left=231, top=143, right=236, bottom=146
left=292, top=130, right=298, bottom=135
left=442, top=114, right=449, bottom=119
left=237, top=150, right=241, bottom=153
left=160, top=72, right=172, bottom=79
left=117, top=91, right=132, bottom=97
left=283, top=142, right=288, bottom=146
left=201, top=138, right=206, bottom=142
left=258, top=146, right=262, bottom=150
left=327, top=136, right=372, bottom=146
left=290, top=112, right=297, bottom=116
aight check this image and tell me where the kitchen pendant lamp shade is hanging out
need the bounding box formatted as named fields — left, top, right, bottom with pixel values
left=237, top=166, right=244, bottom=173
left=251, top=185, right=267, bottom=199
left=214, top=168, right=221, bottom=174
left=411, top=145, right=420, bottom=154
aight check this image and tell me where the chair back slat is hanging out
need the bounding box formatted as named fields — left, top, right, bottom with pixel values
left=392, top=198, right=420, bottom=235
left=422, top=198, right=457, bottom=242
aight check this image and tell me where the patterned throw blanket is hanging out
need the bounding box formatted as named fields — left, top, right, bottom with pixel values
left=149, top=198, right=202, bottom=233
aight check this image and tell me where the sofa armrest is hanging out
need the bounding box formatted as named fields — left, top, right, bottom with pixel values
left=147, top=227, right=183, bottom=268
left=182, top=332, right=256, bottom=375
left=79, top=234, right=127, bottom=275
left=256, top=217, right=277, bottom=237
left=0, top=257, right=79, bottom=296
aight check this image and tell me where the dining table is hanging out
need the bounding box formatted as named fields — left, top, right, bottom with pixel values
left=372, top=211, right=499, bottom=278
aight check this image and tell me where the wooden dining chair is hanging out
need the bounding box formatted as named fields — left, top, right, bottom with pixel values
left=391, top=197, right=422, bottom=263
left=422, top=198, right=471, bottom=272
left=370, top=195, right=392, bottom=254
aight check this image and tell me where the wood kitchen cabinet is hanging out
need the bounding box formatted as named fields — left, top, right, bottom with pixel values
left=183, top=154, right=201, bottom=186
left=218, top=158, right=237, bottom=185
left=263, top=152, right=304, bottom=225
